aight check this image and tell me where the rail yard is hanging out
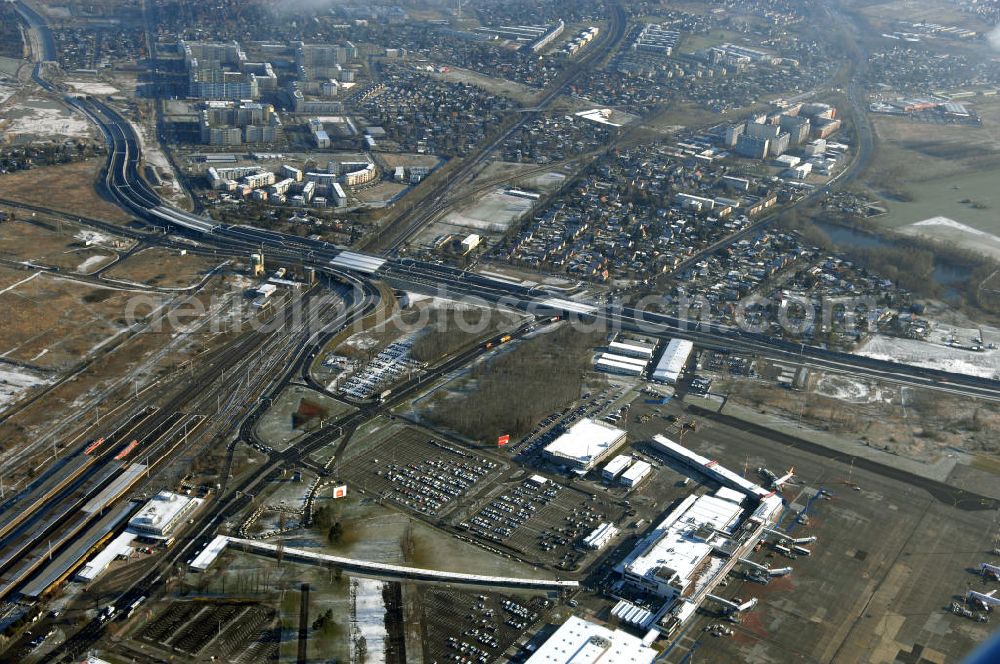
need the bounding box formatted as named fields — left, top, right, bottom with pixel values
left=1, top=0, right=1000, bottom=662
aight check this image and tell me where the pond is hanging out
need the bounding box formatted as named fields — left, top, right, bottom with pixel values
left=813, top=220, right=971, bottom=299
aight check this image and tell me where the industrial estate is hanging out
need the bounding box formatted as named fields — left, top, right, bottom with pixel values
left=0, top=0, right=999, bottom=662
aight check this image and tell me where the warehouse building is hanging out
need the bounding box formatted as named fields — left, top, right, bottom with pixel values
left=602, top=454, right=634, bottom=481
left=595, top=353, right=647, bottom=376
left=543, top=418, right=626, bottom=472
left=525, top=615, right=656, bottom=664
left=620, top=459, right=652, bottom=487
left=608, top=340, right=656, bottom=359
left=128, top=491, right=203, bottom=539
left=651, top=339, right=693, bottom=384
left=582, top=522, right=619, bottom=550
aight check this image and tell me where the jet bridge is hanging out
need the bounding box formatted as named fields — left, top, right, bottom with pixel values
left=764, top=528, right=817, bottom=545
left=706, top=594, right=758, bottom=614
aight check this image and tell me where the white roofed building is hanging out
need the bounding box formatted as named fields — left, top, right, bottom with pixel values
left=595, top=354, right=646, bottom=376
left=620, top=460, right=652, bottom=487
left=615, top=490, right=744, bottom=600
left=543, top=419, right=626, bottom=471
left=128, top=491, right=202, bottom=539
left=608, top=340, right=655, bottom=359
left=652, top=339, right=693, bottom=384
left=582, top=522, right=619, bottom=550
left=602, top=454, right=634, bottom=481
left=76, top=532, right=138, bottom=583
left=525, top=615, right=656, bottom=664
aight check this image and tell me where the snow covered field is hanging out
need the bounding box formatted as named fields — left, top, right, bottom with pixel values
left=75, top=230, right=114, bottom=246
left=814, top=374, right=888, bottom=403
left=858, top=321, right=1000, bottom=379
left=0, top=81, right=16, bottom=105
left=66, top=81, right=119, bottom=96
left=435, top=189, right=534, bottom=234
left=350, top=578, right=388, bottom=664
left=4, top=99, right=92, bottom=139
left=0, top=365, right=49, bottom=410
left=898, top=216, right=1000, bottom=261
left=76, top=255, right=112, bottom=273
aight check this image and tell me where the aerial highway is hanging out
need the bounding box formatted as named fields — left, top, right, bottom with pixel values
left=48, top=91, right=1000, bottom=404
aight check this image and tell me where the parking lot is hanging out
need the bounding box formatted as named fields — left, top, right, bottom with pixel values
left=337, top=338, right=422, bottom=400
left=137, top=600, right=277, bottom=661
left=457, top=476, right=625, bottom=569
left=419, top=587, right=551, bottom=664
left=339, top=428, right=504, bottom=518
left=510, top=384, right=637, bottom=460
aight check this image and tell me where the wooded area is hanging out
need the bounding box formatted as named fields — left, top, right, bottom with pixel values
left=427, top=324, right=603, bottom=441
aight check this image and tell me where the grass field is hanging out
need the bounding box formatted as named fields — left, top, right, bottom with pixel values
left=0, top=216, right=133, bottom=272
left=0, top=272, right=136, bottom=370
left=0, top=160, right=134, bottom=224
left=857, top=0, right=991, bottom=31
left=676, top=29, right=745, bottom=55
left=104, top=247, right=223, bottom=288
left=878, top=168, right=1000, bottom=229
left=864, top=98, right=1000, bottom=252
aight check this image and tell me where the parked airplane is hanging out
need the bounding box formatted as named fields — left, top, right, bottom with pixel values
left=968, top=589, right=999, bottom=611
left=758, top=466, right=795, bottom=490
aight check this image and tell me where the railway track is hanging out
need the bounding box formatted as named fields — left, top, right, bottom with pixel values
left=363, top=0, right=628, bottom=254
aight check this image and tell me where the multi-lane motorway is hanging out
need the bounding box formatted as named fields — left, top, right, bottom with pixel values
left=8, top=3, right=1000, bottom=660
left=49, top=91, right=1000, bottom=403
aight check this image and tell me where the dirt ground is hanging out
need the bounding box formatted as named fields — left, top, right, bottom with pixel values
left=0, top=216, right=134, bottom=272
left=0, top=275, right=238, bottom=487
left=428, top=66, right=539, bottom=105
left=0, top=159, right=135, bottom=224
left=353, top=181, right=408, bottom=206
left=254, top=384, right=356, bottom=450
left=104, top=247, right=227, bottom=288
left=376, top=153, right=443, bottom=171
left=715, top=364, right=1000, bottom=464
left=0, top=272, right=140, bottom=370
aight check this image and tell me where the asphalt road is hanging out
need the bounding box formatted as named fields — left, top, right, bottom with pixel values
left=63, top=86, right=1000, bottom=403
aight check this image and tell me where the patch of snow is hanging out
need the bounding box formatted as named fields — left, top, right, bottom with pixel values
left=343, top=333, right=380, bottom=350
left=402, top=292, right=494, bottom=310
left=0, top=81, right=16, bottom=105
left=439, top=190, right=533, bottom=233
left=350, top=578, right=387, bottom=664
left=909, top=216, right=997, bottom=239
left=814, top=374, right=884, bottom=403
left=65, top=81, right=119, bottom=96
left=857, top=333, right=1000, bottom=380
left=76, top=255, right=111, bottom=273
left=575, top=108, right=623, bottom=127
left=75, top=230, right=112, bottom=246
left=4, top=102, right=92, bottom=138
left=0, top=366, right=50, bottom=410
